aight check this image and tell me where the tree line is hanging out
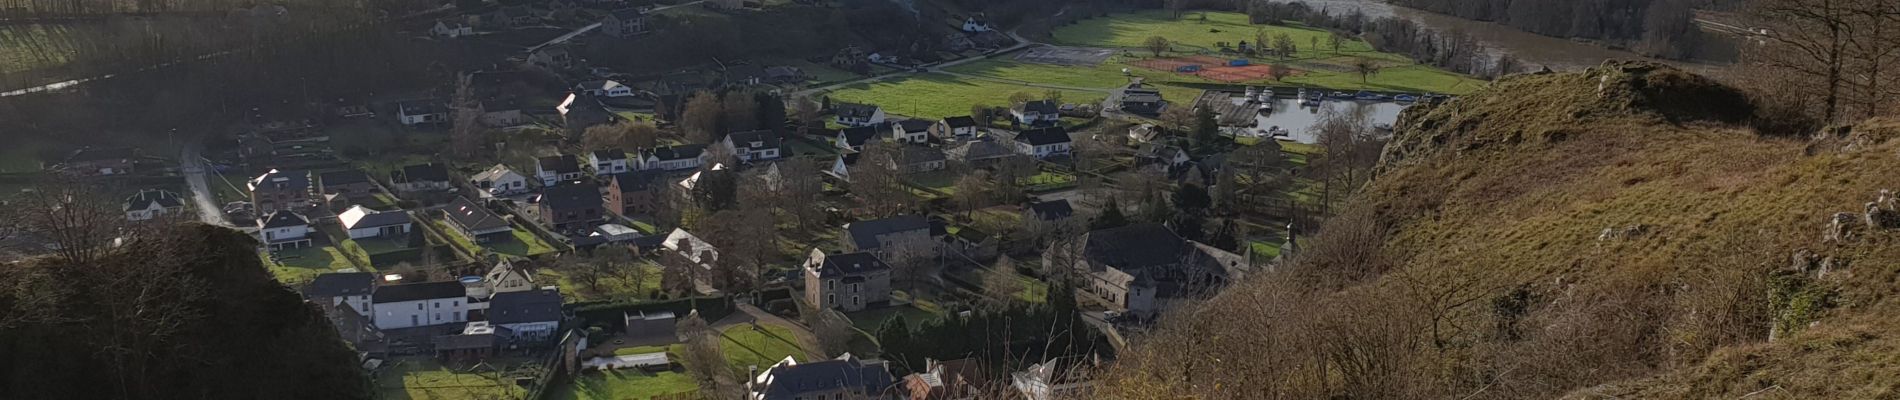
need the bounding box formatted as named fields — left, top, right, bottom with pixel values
left=1245, top=1, right=1520, bottom=79
left=1380, top=0, right=1721, bottom=60
left=1735, top=0, right=1900, bottom=131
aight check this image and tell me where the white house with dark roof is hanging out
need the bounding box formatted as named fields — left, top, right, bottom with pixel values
left=472, top=164, right=530, bottom=196
left=834, top=102, right=885, bottom=127
left=371, top=281, right=468, bottom=330
left=124, top=189, right=185, bottom=221
left=397, top=101, right=448, bottom=125
left=536, top=154, right=586, bottom=186
left=803, top=249, right=892, bottom=312
left=304, top=272, right=375, bottom=317
left=636, top=145, right=709, bottom=171
left=931, top=116, right=980, bottom=141
left=391, top=163, right=452, bottom=193
left=747, top=353, right=896, bottom=400
left=835, top=124, right=885, bottom=152
left=1012, top=126, right=1073, bottom=159
left=431, top=20, right=474, bottom=38
left=339, top=205, right=413, bottom=240
left=722, top=130, right=785, bottom=162
left=258, top=210, right=313, bottom=250
left=961, top=15, right=992, bottom=33
left=589, top=150, right=630, bottom=175
left=575, top=80, right=635, bottom=98
left=1010, top=100, right=1060, bottom=126
left=662, top=228, right=722, bottom=294
left=890, top=119, right=932, bottom=144
left=487, top=289, right=563, bottom=342
left=443, top=196, right=512, bottom=243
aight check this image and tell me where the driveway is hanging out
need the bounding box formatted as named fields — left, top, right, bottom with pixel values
left=179, top=142, right=233, bottom=226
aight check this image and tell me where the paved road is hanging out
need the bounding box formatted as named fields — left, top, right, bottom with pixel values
left=179, top=143, right=233, bottom=226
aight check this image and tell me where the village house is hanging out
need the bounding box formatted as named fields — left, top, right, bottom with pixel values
left=827, top=153, right=860, bottom=182
left=391, top=163, right=452, bottom=193
left=1012, top=126, right=1073, bottom=159
left=895, top=146, right=947, bottom=174
left=487, top=289, right=564, bottom=344
left=930, top=116, right=979, bottom=141
left=604, top=171, right=660, bottom=216
left=536, top=155, right=586, bottom=186
left=557, top=92, right=618, bottom=138
left=1127, top=124, right=1162, bottom=143
left=124, top=189, right=185, bottom=221
left=1009, top=100, right=1061, bottom=127
left=590, top=150, right=630, bottom=175
left=484, top=5, right=540, bottom=29
left=257, top=210, right=313, bottom=250
left=250, top=169, right=313, bottom=215
left=903, top=358, right=989, bottom=400
left=575, top=80, right=635, bottom=98
left=831, top=46, right=868, bottom=68
left=528, top=46, right=573, bottom=70
left=1118, top=84, right=1165, bottom=115
left=538, top=182, right=605, bottom=233
left=1136, top=144, right=1192, bottom=170
left=661, top=228, right=722, bottom=294
left=397, top=101, right=448, bottom=125
left=834, top=102, right=886, bottom=127
left=339, top=205, right=413, bottom=240
left=961, top=15, right=992, bottom=33
left=472, top=164, right=530, bottom=196
left=636, top=144, right=709, bottom=171
left=722, top=130, right=784, bottom=162
left=304, top=272, right=375, bottom=317
left=371, top=281, right=469, bottom=330
left=431, top=20, right=474, bottom=38
left=433, top=326, right=496, bottom=363
left=479, top=98, right=528, bottom=127
left=443, top=196, right=513, bottom=244
left=601, top=8, right=649, bottom=37
left=318, top=170, right=377, bottom=201
left=763, top=65, right=808, bottom=84
left=890, top=119, right=932, bottom=144
left=944, top=137, right=1018, bottom=166
left=836, top=124, right=885, bottom=152
left=803, top=249, right=893, bottom=312
left=1025, top=199, right=1075, bottom=222
left=1012, top=359, right=1095, bottom=400
left=843, top=215, right=935, bottom=264
left=747, top=354, right=897, bottom=400
left=722, top=63, right=767, bottom=86
left=1043, top=223, right=1247, bottom=320
left=57, top=147, right=136, bottom=176
left=483, top=259, right=536, bottom=296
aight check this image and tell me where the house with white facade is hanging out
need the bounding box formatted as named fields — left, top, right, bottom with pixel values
left=391, top=163, right=452, bottom=193
left=371, top=281, right=468, bottom=330
left=258, top=210, right=313, bottom=250
left=636, top=145, right=708, bottom=171
left=931, top=116, right=980, bottom=141
left=124, top=189, right=185, bottom=221
left=575, top=80, right=635, bottom=97
left=472, top=164, right=530, bottom=196
left=961, top=15, right=992, bottom=33
left=1009, top=100, right=1061, bottom=127
left=397, top=101, right=448, bottom=125
left=1012, top=127, right=1073, bottom=159
left=443, top=196, right=513, bottom=244
left=890, top=119, right=931, bottom=144
left=722, top=130, right=784, bottom=162
left=431, top=20, right=474, bottom=38
left=536, top=155, right=586, bottom=186
left=339, top=205, right=413, bottom=240
left=834, top=102, right=885, bottom=127
left=488, top=289, right=564, bottom=343
left=484, top=259, right=536, bottom=295
left=304, top=272, right=375, bottom=317
left=590, top=150, right=630, bottom=175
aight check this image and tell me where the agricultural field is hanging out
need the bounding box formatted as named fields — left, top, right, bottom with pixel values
left=823, top=74, right=1107, bottom=120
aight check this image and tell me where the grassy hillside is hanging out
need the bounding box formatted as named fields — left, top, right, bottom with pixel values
left=1099, top=62, right=1900, bottom=399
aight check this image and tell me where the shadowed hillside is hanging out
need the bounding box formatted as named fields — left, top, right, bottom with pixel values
left=0, top=223, right=372, bottom=400
left=1098, top=61, right=1900, bottom=399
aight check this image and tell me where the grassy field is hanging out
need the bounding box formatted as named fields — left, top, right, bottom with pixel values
left=0, top=141, right=45, bottom=173
left=377, top=358, right=529, bottom=400
left=824, top=74, right=1107, bottom=120
left=1051, top=10, right=1371, bottom=56
left=719, top=324, right=813, bottom=370
left=534, top=263, right=661, bottom=303
left=553, top=369, right=697, bottom=400
left=849, top=303, right=941, bottom=333
left=262, top=247, right=363, bottom=284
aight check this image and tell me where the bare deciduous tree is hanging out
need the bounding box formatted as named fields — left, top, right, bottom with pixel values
left=1143, top=36, right=1171, bottom=57
left=19, top=177, right=125, bottom=264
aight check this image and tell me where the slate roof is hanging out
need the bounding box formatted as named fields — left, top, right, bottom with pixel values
left=472, top=164, right=521, bottom=182
left=608, top=171, right=660, bottom=192
left=305, top=272, right=374, bottom=298
left=591, top=149, right=627, bottom=161
left=540, top=183, right=602, bottom=211
left=756, top=355, right=896, bottom=398
left=811, top=252, right=891, bottom=278
left=1079, top=223, right=1187, bottom=271
left=1013, top=126, right=1071, bottom=146
left=396, top=163, right=450, bottom=183
left=1026, top=199, right=1074, bottom=220
left=1015, top=100, right=1058, bottom=114
left=260, top=210, right=309, bottom=229
left=575, top=80, right=624, bottom=92
left=538, top=155, right=583, bottom=174
left=647, top=144, right=706, bottom=161
left=900, top=146, right=946, bottom=164
left=250, top=169, right=310, bottom=192
left=372, top=281, right=466, bottom=303
left=320, top=170, right=372, bottom=186
left=399, top=101, right=444, bottom=115
left=945, top=138, right=1015, bottom=161
left=840, top=124, right=885, bottom=147
left=339, top=205, right=411, bottom=229
left=124, top=189, right=184, bottom=211
left=941, top=116, right=976, bottom=129
left=894, top=119, right=933, bottom=133
left=844, top=215, right=930, bottom=250
left=443, top=197, right=510, bottom=232
left=835, top=102, right=880, bottom=119
left=488, top=289, right=564, bottom=325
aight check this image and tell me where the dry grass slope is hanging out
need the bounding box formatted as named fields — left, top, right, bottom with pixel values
left=1101, top=61, right=1900, bottom=399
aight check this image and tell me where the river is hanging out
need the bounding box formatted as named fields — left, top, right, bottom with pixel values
left=1286, top=0, right=1707, bottom=72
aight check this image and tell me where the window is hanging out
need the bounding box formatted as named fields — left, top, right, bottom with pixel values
left=827, top=294, right=835, bottom=305
left=852, top=283, right=860, bottom=293
left=453, top=311, right=461, bottom=320
left=852, top=296, right=860, bottom=307
left=417, top=304, right=423, bottom=310
left=453, top=300, right=459, bottom=307
left=434, top=301, right=440, bottom=308
left=411, top=315, right=418, bottom=325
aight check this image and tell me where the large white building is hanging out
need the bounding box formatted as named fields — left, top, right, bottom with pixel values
left=371, top=281, right=469, bottom=330
left=488, top=289, right=564, bottom=343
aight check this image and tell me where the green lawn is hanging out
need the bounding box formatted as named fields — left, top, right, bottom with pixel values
left=0, top=141, right=44, bottom=173
left=262, top=246, right=363, bottom=284
left=906, top=171, right=960, bottom=194
left=489, top=227, right=558, bottom=256
left=849, top=303, right=941, bottom=333
left=535, top=263, right=661, bottom=302
left=824, top=74, right=1107, bottom=120
left=1052, top=10, right=1371, bottom=56
left=719, top=324, right=813, bottom=370
left=553, top=370, right=697, bottom=400
left=377, top=358, right=527, bottom=400
left=353, top=237, right=412, bottom=255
